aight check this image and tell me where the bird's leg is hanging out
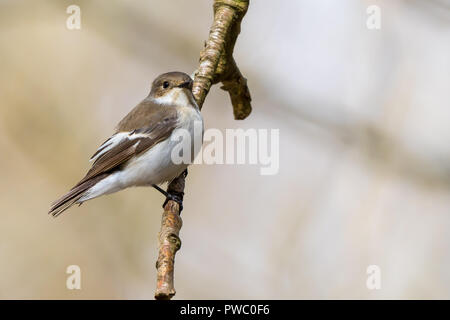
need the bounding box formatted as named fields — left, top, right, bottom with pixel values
left=152, top=184, right=170, bottom=198
left=162, top=169, right=187, bottom=213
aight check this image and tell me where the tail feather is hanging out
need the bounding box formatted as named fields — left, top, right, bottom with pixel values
left=49, top=174, right=108, bottom=217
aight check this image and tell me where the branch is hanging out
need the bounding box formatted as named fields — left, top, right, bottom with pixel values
left=154, top=0, right=251, bottom=300
left=154, top=173, right=184, bottom=299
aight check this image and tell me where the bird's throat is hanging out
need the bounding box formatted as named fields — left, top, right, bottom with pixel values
left=152, top=88, right=196, bottom=108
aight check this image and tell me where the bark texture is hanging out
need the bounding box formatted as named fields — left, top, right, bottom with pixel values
left=155, top=0, right=251, bottom=300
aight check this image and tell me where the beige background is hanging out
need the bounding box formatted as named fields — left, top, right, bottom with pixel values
left=0, top=0, right=449, bottom=299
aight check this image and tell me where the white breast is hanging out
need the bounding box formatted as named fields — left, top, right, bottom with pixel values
left=120, top=104, right=203, bottom=182
left=125, top=106, right=203, bottom=185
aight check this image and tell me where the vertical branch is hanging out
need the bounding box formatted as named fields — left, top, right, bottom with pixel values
left=154, top=0, right=251, bottom=300
left=154, top=174, right=185, bottom=300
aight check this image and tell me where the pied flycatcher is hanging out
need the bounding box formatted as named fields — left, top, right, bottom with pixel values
left=49, top=71, right=203, bottom=217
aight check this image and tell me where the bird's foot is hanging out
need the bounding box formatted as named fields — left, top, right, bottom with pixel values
left=162, top=191, right=184, bottom=213
left=152, top=184, right=184, bottom=214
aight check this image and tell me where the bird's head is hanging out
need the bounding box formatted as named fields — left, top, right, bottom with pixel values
left=149, top=72, right=195, bottom=108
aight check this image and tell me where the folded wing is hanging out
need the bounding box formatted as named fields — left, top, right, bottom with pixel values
left=49, top=108, right=179, bottom=217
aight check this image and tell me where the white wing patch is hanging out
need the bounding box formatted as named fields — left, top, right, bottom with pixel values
left=89, top=131, right=149, bottom=163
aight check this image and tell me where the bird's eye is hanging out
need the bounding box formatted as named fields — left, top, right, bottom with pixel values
left=162, top=81, right=169, bottom=89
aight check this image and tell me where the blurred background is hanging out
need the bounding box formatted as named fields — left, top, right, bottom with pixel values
left=0, top=0, right=449, bottom=299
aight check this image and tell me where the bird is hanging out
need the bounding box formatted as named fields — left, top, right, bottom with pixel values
left=49, top=71, right=204, bottom=217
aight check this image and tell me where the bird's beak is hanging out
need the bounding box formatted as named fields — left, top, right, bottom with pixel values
left=178, top=80, right=193, bottom=90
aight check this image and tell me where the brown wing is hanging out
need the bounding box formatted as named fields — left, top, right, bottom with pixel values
left=89, top=98, right=166, bottom=161
left=49, top=101, right=179, bottom=217
left=75, top=106, right=179, bottom=187
left=115, top=98, right=171, bottom=132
